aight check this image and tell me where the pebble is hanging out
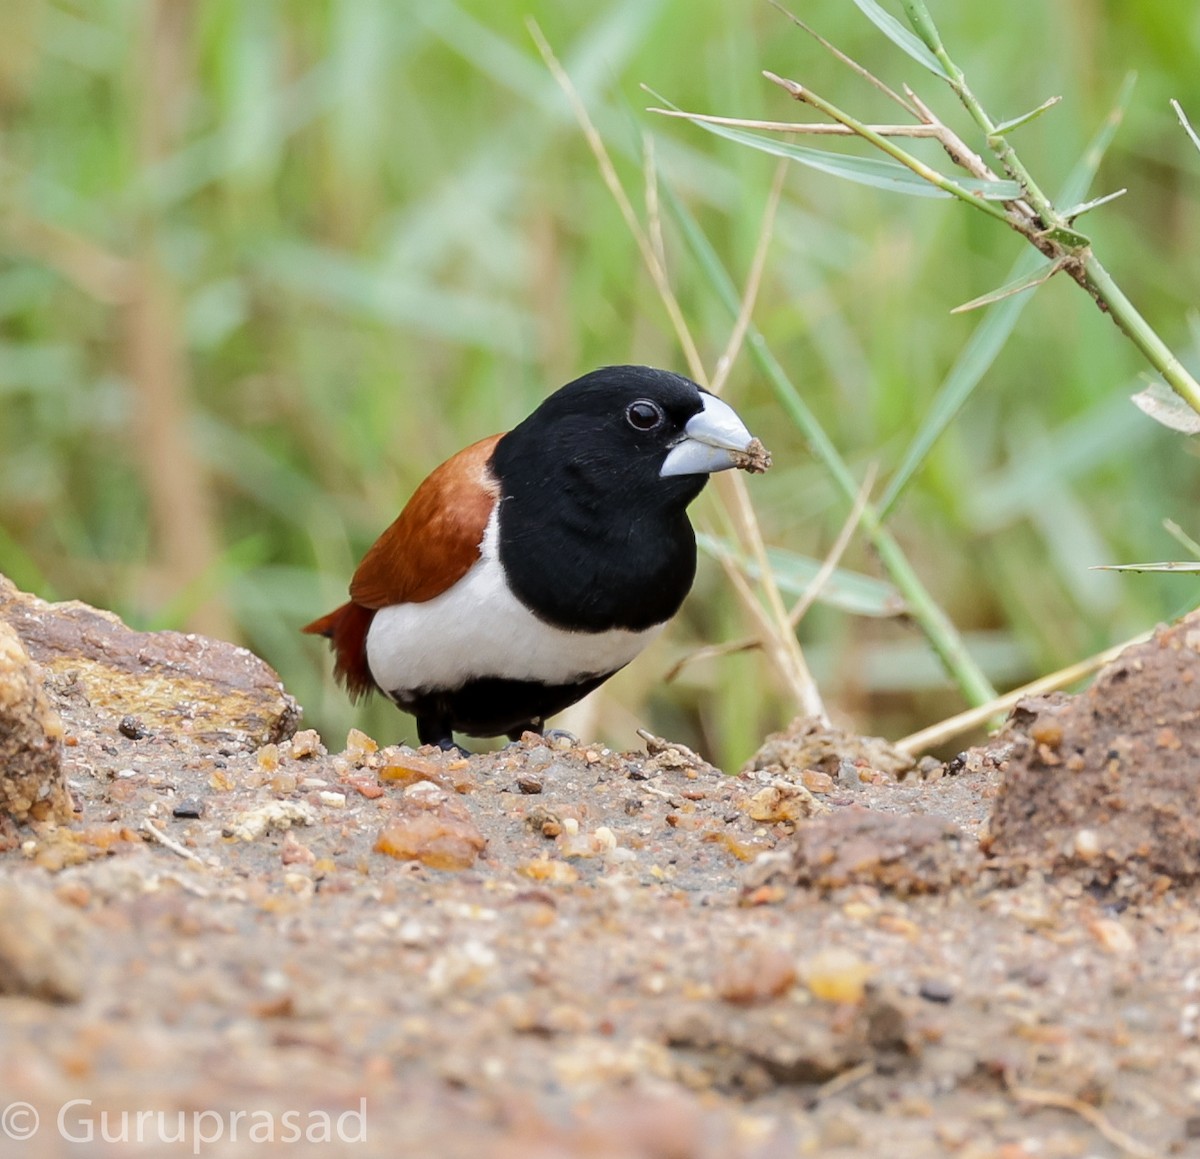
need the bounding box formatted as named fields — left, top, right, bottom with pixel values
left=919, top=978, right=955, bottom=1004
left=118, top=715, right=148, bottom=740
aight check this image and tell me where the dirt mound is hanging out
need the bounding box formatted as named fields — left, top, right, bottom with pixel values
left=989, top=611, right=1200, bottom=893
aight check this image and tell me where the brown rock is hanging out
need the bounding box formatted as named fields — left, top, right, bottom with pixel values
left=0, top=574, right=299, bottom=748
left=745, top=717, right=914, bottom=780
left=0, top=881, right=86, bottom=1003
left=787, top=806, right=982, bottom=896
left=0, top=621, right=72, bottom=824
left=714, top=943, right=797, bottom=1005
left=375, top=782, right=486, bottom=870
left=990, top=612, right=1200, bottom=888
left=740, top=782, right=825, bottom=824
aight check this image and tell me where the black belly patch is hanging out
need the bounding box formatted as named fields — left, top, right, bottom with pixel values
left=389, top=672, right=615, bottom=740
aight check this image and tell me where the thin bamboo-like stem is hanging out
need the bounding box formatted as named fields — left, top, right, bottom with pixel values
left=763, top=73, right=1013, bottom=225
left=1083, top=257, right=1200, bottom=414
left=898, top=0, right=1200, bottom=418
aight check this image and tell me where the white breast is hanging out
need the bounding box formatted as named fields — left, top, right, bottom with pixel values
left=365, top=510, right=663, bottom=697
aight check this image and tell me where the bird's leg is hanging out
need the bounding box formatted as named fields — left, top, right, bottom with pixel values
left=505, top=718, right=543, bottom=743
left=417, top=714, right=468, bottom=755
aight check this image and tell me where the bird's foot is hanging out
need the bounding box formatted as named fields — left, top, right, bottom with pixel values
left=503, top=725, right=578, bottom=751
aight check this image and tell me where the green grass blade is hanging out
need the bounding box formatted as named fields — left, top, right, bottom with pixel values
left=992, top=96, right=1062, bottom=135
left=849, top=0, right=950, bottom=79
left=950, top=257, right=1060, bottom=314
left=675, top=114, right=1021, bottom=199
left=1164, top=519, right=1200, bottom=558
left=878, top=252, right=1046, bottom=518
left=1060, top=188, right=1127, bottom=221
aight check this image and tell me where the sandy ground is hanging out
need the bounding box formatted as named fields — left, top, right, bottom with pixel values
left=3, top=580, right=1200, bottom=1157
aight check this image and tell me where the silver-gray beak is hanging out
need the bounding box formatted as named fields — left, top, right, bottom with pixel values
left=660, top=393, right=767, bottom=478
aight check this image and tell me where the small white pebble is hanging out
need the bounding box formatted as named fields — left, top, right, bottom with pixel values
left=284, top=873, right=315, bottom=897
left=300, top=776, right=328, bottom=790
left=561, top=817, right=580, bottom=836
left=261, top=969, right=289, bottom=993
left=318, top=791, right=346, bottom=809
left=592, top=825, right=618, bottom=851
left=1073, top=829, right=1101, bottom=860
left=398, top=920, right=429, bottom=946
left=289, top=728, right=324, bottom=758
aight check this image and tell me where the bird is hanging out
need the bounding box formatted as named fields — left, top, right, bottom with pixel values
left=303, top=365, right=770, bottom=752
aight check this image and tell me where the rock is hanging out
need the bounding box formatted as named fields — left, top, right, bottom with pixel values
left=0, top=881, right=86, bottom=1003
left=375, top=782, right=487, bottom=870
left=745, top=717, right=914, bottom=781
left=989, top=612, right=1200, bottom=888
left=0, top=574, right=300, bottom=748
left=662, top=1000, right=869, bottom=1092
left=228, top=800, right=317, bottom=841
left=786, top=806, right=982, bottom=896
left=0, top=621, right=72, bottom=824
left=740, top=782, right=826, bottom=824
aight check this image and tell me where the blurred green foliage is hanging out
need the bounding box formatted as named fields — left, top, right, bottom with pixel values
left=2, top=0, right=1199, bottom=767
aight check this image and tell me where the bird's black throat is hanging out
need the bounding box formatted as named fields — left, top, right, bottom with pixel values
left=491, top=435, right=705, bottom=633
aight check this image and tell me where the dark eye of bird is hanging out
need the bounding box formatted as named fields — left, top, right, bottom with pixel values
left=625, top=400, right=664, bottom=431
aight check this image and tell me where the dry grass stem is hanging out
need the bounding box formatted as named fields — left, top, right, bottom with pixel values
left=528, top=21, right=704, bottom=378
left=142, top=818, right=204, bottom=863
left=785, top=462, right=878, bottom=627
left=768, top=0, right=918, bottom=116
left=666, top=465, right=878, bottom=683
left=3, top=210, right=132, bottom=304
left=895, top=628, right=1155, bottom=756
left=1172, top=98, right=1200, bottom=154
left=532, top=20, right=824, bottom=721
left=642, top=133, right=669, bottom=277
left=1006, top=1082, right=1159, bottom=1159
left=710, top=159, right=786, bottom=396
left=710, top=535, right=819, bottom=714
left=648, top=108, right=940, bottom=138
